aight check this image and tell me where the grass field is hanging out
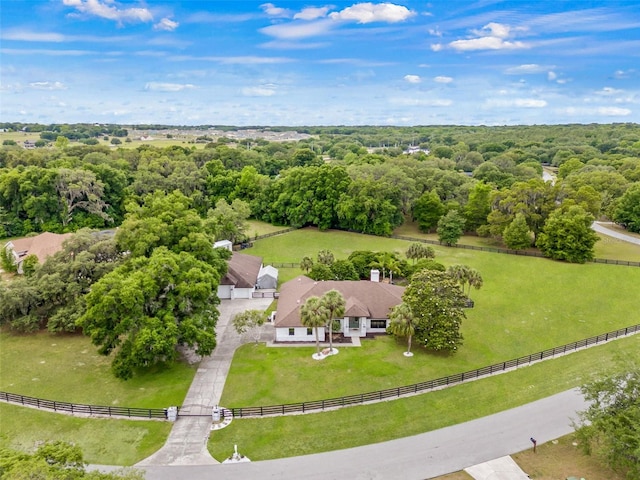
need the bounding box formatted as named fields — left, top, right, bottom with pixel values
left=0, top=403, right=169, bottom=465
left=0, top=330, right=196, bottom=407
left=440, top=433, right=626, bottom=480
left=245, top=219, right=294, bottom=238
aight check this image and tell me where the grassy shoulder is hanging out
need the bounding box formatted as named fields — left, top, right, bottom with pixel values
left=0, top=403, right=170, bottom=466
left=209, top=335, right=639, bottom=461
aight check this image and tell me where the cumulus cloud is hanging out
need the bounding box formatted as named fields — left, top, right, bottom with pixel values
left=434, top=76, right=453, bottom=84
left=561, top=106, right=631, bottom=117
left=144, top=82, right=195, bottom=92
left=62, top=0, right=154, bottom=24
left=547, top=71, right=557, bottom=81
left=154, top=18, right=179, bottom=31
left=448, top=22, right=528, bottom=52
left=29, top=81, right=66, bottom=90
left=242, top=85, right=277, bottom=96
left=390, top=97, right=452, bottom=107
left=404, top=74, right=421, bottom=84
left=294, top=7, right=331, bottom=20
left=598, top=107, right=631, bottom=115
left=430, top=43, right=443, bottom=52
left=329, top=3, right=415, bottom=24
left=260, top=3, right=291, bottom=17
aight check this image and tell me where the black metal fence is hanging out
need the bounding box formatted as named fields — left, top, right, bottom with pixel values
left=228, top=323, right=640, bottom=418
left=0, top=391, right=169, bottom=419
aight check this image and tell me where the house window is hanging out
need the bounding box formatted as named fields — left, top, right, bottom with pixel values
left=370, top=319, right=387, bottom=329
left=288, top=328, right=295, bottom=336
left=348, top=317, right=360, bottom=329
left=306, top=328, right=313, bottom=335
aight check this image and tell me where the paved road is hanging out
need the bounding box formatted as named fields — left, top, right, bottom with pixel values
left=138, top=388, right=587, bottom=480
left=592, top=221, right=640, bottom=246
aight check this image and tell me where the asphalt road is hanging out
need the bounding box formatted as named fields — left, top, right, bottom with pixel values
left=139, top=388, right=587, bottom=480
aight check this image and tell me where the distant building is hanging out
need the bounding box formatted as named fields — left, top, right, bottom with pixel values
left=4, top=232, right=73, bottom=273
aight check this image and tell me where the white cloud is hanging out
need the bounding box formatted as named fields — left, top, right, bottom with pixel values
left=389, top=97, right=452, bottom=107
left=154, top=18, right=179, bottom=31
left=329, top=3, right=415, bottom=24
left=430, top=43, right=443, bottom=52
left=260, top=3, right=291, bottom=17
left=487, top=98, right=547, bottom=108
left=1, top=30, right=65, bottom=42
left=504, top=64, right=549, bottom=74
left=294, top=7, right=331, bottom=20
left=598, top=107, right=631, bottom=115
left=547, top=71, right=557, bottom=81
left=450, top=36, right=526, bottom=52
left=62, top=0, right=154, bottom=24
left=29, top=81, right=66, bottom=90
left=144, top=82, right=195, bottom=92
left=242, top=85, right=277, bottom=96
left=404, top=74, right=421, bottom=84
left=260, top=19, right=334, bottom=39
left=596, top=87, right=623, bottom=96
left=434, top=76, right=453, bottom=84
left=448, top=22, right=528, bottom=52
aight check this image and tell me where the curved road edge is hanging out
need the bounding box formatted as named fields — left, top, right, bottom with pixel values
left=137, top=388, right=587, bottom=480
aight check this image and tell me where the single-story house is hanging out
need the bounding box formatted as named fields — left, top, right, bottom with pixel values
left=274, top=275, right=405, bottom=342
left=257, top=265, right=278, bottom=289
left=217, top=252, right=263, bottom=299
left=4, top=232, right=73, bottom=274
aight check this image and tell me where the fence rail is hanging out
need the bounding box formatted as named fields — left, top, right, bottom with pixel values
left=228, top=323, right=640, bottom=418
left=0, top=392, right=169, bottom=419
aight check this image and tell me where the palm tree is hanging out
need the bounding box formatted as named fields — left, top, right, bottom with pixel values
left=467, top=268, right=484, bottom=299
left=300, top=296, right=329, bottom=357
left=446, top=264, right=471, bottom=292
left=317, top=249, right=334, bottom=266
left=406, top=243, right=435, bottom=264
left=320, top=290, right=345, bottom=354
left=387, top=303, right=417, bottom=356
left=300, top=256, right=313, bottom=273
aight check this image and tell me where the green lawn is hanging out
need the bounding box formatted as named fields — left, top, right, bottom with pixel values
left=221, top=245, right=640, bottom=406
left=246, top=219, right=294, bottom=238
left=0, top=330, right=196, bottom=407
left=209, top=335, right=640, bottom=461
left=0, top=403, right=169, bottom=466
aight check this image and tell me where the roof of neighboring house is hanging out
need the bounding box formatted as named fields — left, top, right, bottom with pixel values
left=6, top=232, right=73, bottom=263
left=220, top=252, right=262, bottom=288
left=275, top=275, right=405, bottom=328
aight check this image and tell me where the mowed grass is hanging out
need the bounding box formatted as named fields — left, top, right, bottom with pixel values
left=246, top=219, right=294, bottom=238
left=0, top=403, right=169, bottom=466
left=0, top=330, right=196, bottom=407
left=209, top=335, right=640, bottom=461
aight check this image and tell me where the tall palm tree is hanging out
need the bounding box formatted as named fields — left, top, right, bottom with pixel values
left=300, top=256, right=313, bottom=273
left=387, top=303, right=417, bottom=356
left=467, top=268, right=484, bottom=299
left=406, top=243, right=435, bottom=264
left=320, top=289, right=345, bottom=354
left=300, top=296, right=329, bottom=357
left=446, top=264, right=471, bottom=292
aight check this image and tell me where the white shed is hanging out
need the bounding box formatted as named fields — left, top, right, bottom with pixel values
left=257, top=265, right=278, bottom=289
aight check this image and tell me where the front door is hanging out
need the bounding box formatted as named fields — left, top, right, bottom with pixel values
left=348, top=317, right=359, bottom=329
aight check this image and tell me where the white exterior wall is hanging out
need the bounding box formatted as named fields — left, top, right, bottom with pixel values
left=217, top=285, right=233, bottom=300
left=275, top=326, right=326, bottom=342
left=231, top=287, right=254, bottom=299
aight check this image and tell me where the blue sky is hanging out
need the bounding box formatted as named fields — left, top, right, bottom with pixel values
left=1, top=0, right=639, bottom=126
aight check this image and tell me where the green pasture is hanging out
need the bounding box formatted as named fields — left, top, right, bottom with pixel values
left=0, top=331, right=196, bottom=407
left=246, top=219, right=294, bottom=238
left=223, top=229, right=640, bottom=406
left=0, top=403, right=169, bottom=466
left=209, top=335, right=640, bottom=461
